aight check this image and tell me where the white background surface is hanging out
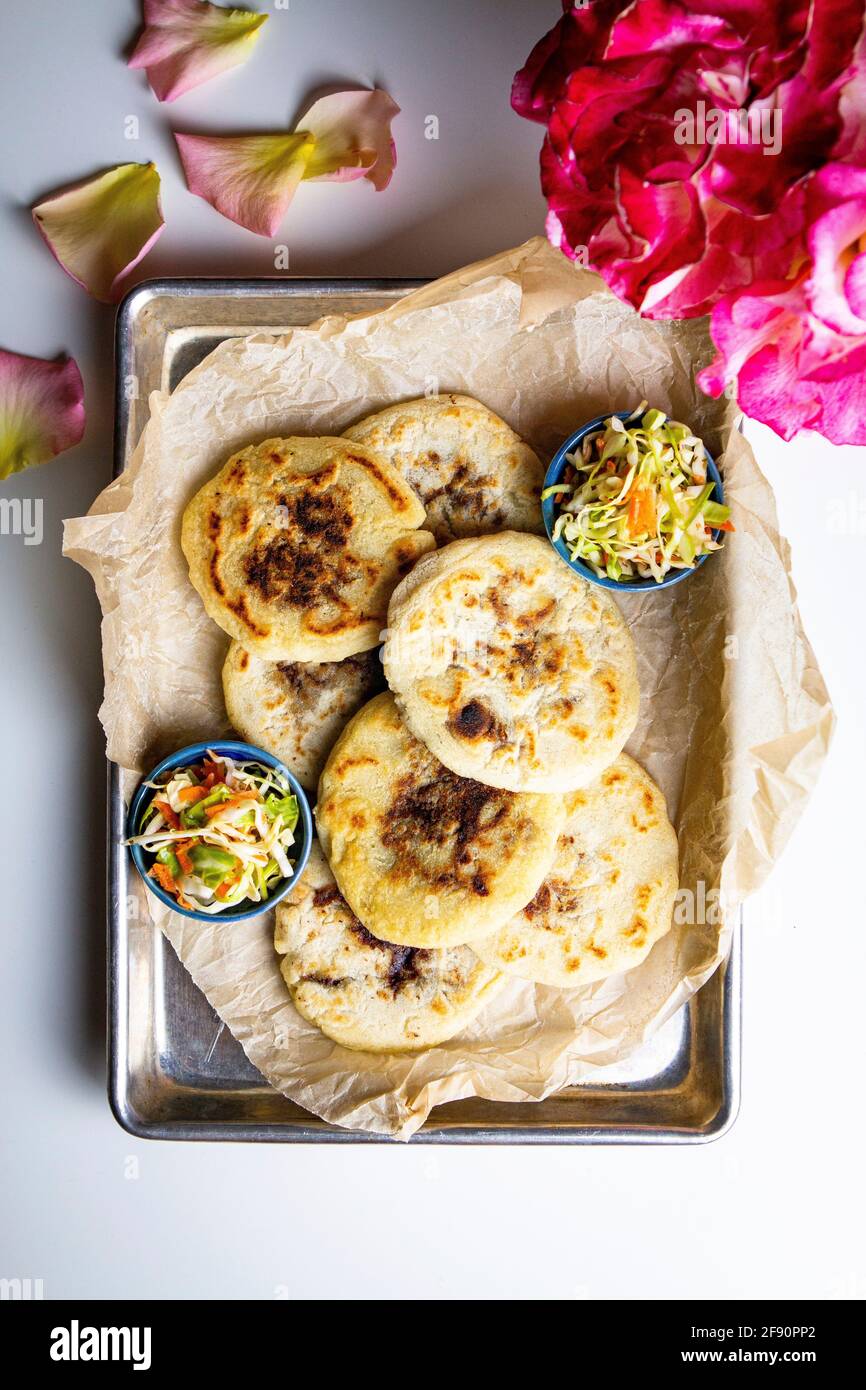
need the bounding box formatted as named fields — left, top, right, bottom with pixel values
left=0, top=0, right=863, bottom=1301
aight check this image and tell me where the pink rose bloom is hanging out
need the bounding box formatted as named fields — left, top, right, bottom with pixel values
left=514, top=0, right=866, bottom=444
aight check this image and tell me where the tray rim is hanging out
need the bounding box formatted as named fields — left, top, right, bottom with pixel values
left=108, top=274, right=742, bottom=1145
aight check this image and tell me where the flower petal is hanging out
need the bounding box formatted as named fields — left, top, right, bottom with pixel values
left=512, top=1, right=623, bottom=125
left=604, top=0, right=740, bottom=60
left=645, top=177, right=809, bottom=318
left=805, top=162, right=866, bottom=334
left=299, top=89, right=399, bottom=188
left=0, top=350, right=85, bottom=481
left=175, top=132, right=314, bottom=236
left=175, top=88, right=399, bottom=234
left=837, top=17, right=866, bottom=163
left=128, top=0, right=267, bottom=103
left=594, top=166, right=706, bottom=309
left=736, top=332, right=866, bottom=445
left=698, top=276, right=866, bottom=446
left=844, top=250, right=866, bottom=319
left=32, top=163, right=165, bottom=303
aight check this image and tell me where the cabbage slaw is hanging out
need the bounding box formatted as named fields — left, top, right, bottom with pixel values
left=128, top=751, right=299, bottom=914
left=544, top=404, right=733, bottom=584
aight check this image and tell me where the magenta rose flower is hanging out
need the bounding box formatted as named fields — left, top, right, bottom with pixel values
left=514, top=0, right=866, bottom=444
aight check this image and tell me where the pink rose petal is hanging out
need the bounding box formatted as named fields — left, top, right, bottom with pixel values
left=844, top=251, right=866, bottom=319
left=699, top=277, right=802, bottom=390
left=175, top=88, right=399, bottom=236
left=836, top=19, right=866, bottom=163
left=175, top=131, right=314, bottom=236
left=32, top=163, right=165, bottom=304
left=646, top=178, right=809, bottom=318
left=128, top=0, right=267, bottom=103
left=698, top=274, right=866, bottom=446
left=604, top=0, right=740, bottom=61
left=512, top=1, right=628, bottom=125
left=595, top=166, right=705, bottom=309
left=300, top=89, right=399, bottom=189
left=0, top=350, right=85, bottom=481
left=805, top=162, right=866, bottom=334
left=735, top=333, right=866, bottom=445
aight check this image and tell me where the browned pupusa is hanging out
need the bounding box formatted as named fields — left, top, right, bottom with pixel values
left=343, top=393, right=546, bottom=544
left=382, top=532, right=640, bottom=792
left=275, top=843, right=504, bottom=1052
left=181, top=436, right=435, bottom=661
left=474, top=755, right=679, bottom=987
left=315, top=691, right=565, bottom=947
left=222, top=642, right=386, bottom=791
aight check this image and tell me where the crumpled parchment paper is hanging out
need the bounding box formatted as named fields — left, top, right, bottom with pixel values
left=64, top=238, right=834, bottom=1140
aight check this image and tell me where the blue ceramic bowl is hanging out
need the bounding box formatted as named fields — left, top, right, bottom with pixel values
left=126, top=739, right=313, bottom=923
left=541, top=410, right=725, bottom=592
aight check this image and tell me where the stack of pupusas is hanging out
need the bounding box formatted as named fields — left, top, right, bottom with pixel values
left=181, top=395, right=679, bottom=1053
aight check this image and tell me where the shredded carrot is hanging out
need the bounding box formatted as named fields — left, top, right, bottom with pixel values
left=206, top=790, right=258, bottom=818
left=716, top=519, right=735, bottom=532
left=215, top=873, right=241, bottom=901
left=150, top=863, right=198, bottom=911
left=154, top=799, right=180, bottom=829
left=626, top=484, right=656, bottom=538
left=175, top=840, right=194, bottom=875
left=177, top=785, right=208, bottom=806
left=150, top=863, right=178, bottom=896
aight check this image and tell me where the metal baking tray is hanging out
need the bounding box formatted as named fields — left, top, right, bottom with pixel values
left=108, top=277, right=741, bottom=1143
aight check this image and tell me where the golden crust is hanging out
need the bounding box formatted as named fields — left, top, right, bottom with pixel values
left=343, top=393, right=545, bottom=545
left=275, top=843, right=504, bottom=1052
left=315, top=692, right=565, bottom=947
left=383, top=532, right=640, bottom=792
left=181, top=437, right=435, bottom=662
left=222, top=642, right=386, bottom=792
left=474, top=755, right=679, bottom=987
